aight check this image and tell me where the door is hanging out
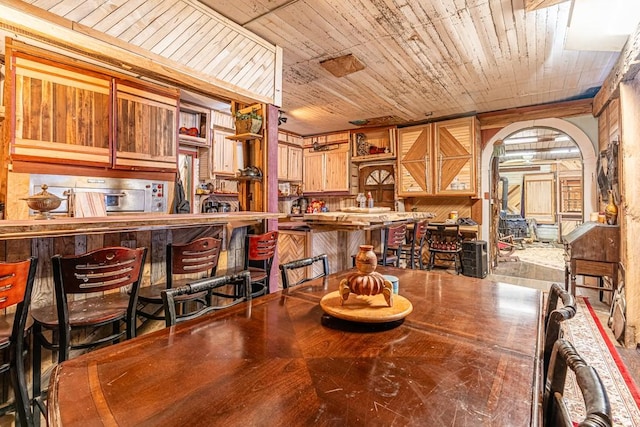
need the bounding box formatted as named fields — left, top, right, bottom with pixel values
left=359, top=165, right=395, bottom=209
left=178, top=147, right=197, bottom=213
left=524, top=173, right=555, bottom=224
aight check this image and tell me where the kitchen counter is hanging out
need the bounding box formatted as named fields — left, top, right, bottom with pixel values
left=0, top=212, right=285, bottom=240
left=302, top=210, right=435, bottom=230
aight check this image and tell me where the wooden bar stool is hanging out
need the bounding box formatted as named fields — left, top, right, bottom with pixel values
left=30, top=246, right=146, bottom=421
left=0, top=257, right=37, bottom=427
left=398, top=220, right=429, bottom=269
left=136, top=237, right=222, bottom=323
left=245, top=231, right=278, bottom=298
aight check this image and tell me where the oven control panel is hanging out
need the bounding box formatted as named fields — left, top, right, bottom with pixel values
left=150, top=182, right=166, bottom=213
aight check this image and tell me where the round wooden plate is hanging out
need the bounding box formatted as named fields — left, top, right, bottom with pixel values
left=320, top=291, right=413, bottom=323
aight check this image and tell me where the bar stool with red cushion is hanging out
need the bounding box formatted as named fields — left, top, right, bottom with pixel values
left=0, top=257, right=37, bottom=427
left=30, top=246, right=146, bottom=419
left=377, top=224, right=406, bottom=267
left=398, top=220, right=429, bottom=269
left=245, top=231, right=278, bottom=298
left=136, top=237, right=222, bottom=323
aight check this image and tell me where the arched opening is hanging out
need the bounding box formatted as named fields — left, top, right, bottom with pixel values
left=481, top=118, right=597, bottom=276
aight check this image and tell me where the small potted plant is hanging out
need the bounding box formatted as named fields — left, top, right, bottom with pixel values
left=235, top=108, right=263, bottom=134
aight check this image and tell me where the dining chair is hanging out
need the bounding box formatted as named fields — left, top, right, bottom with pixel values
left=30, top=246, right=146, bottom=419
left=543, top=283, right=576, bottom=384
left=378, top=224, right=406, bottom=267
left=0, top=257, right=37, bottom=427
left=136, top=237, right=222, bottom=323
left=426, top=223, right=463, bottom=273
left=279, top=254, right=329, bottom=289
left=398, top=220, right=429, bottom=269
left=161, top=271, right=251, bottom=327
left=244, top=231, right=278, bottom=298
left=543, top=339, right=611, bottom=427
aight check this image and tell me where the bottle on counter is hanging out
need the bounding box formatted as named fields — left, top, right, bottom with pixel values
left=367, top=192, right=374, bottom=208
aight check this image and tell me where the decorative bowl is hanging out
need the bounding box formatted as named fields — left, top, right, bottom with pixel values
left=22, top=184, right=63, bottom=219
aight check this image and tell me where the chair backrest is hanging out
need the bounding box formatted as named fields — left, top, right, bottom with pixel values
left=166, top=237, right=222, bottom=288
left=412, top=220, right=429, bottom=248
left=162, top=270, right=251, bottom=327
left=279, top=254, right=329, bottom=289
left=245, top=231, right=278, bottom=273
left=52, top=246, right=147, bottom=334
left=427, top=223, right=461, bottom=249
left=0, top=257, right=38, bottom=427
left=543, top=339, right=611, bottom=427
left=543, top=283, right=576, bottom=382
left=385, top=224, right=407, bottom=248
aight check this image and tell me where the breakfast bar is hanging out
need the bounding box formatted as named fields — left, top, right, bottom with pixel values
left=47, top=267, right=543, bottom=426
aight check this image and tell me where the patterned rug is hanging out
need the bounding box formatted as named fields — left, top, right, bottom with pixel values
left=563, top=297, right=640, bottom=425
left=516, top=246, right=566, bottom=271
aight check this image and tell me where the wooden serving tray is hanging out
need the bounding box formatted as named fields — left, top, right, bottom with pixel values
left=320, top=291, right=413, bottom=323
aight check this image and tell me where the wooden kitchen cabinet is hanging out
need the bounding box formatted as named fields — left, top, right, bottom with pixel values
left=213, top=128, right=240, bottom=176
left=303, top=142, right=350, bottom=193
left=398, top=116, right=478, bottom=196
left=114, top=80, right=179, bottom=172
left=278, top=130, right=303, bottom=182
left=11, top=54, right=112, bottom=166
left=178, top=103, right=210, bottom=148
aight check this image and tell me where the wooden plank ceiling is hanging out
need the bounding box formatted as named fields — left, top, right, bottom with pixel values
left=17, top=0, right=620, bottom=136
left=202, top=0, right=620, bottom=135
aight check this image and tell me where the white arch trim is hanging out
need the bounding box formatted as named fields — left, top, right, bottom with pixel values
left=480, top=118, right=597, bottom=261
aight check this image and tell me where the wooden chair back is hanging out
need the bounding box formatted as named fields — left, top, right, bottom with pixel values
left=426, top=223, right=462, bottom=252
left=543, top=283, right=576, bottom=383
left=167, top=237, right=222, bottom=288
left=162, top=271, right=251, bottom=327
left=543, top=339, right=611, bottom=427
left=280, top=254, right=329, bottom=289
left=0, top=257, right=37, bottom=427
left=247, top=231, right=279, bottom=262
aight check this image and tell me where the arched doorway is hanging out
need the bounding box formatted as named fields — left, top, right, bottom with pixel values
left=481, top=118, right=597, bottom=270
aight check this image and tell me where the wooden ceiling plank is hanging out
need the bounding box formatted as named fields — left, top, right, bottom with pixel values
left=524, top=0, right=569, bottom=12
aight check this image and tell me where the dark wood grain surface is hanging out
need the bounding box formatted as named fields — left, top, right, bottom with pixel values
left=48, top=267, right=543, bottom=427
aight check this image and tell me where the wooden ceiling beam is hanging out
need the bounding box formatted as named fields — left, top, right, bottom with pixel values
left=593, top=21, right=640, bottom=117
left=477, top=98, right=593, bottom=130
left=524, top=0, right=570, bottom=12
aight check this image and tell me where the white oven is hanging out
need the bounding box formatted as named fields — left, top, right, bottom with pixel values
left=29, top=175, right=169, bottom=215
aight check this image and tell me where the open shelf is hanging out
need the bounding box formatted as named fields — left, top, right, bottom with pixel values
left=226, top=133, right=262, bottom=141
left=227, top=175, right=262, bottom=182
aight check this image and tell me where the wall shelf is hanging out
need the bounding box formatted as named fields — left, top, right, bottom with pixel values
left=226, top=133, right=262, bottom=141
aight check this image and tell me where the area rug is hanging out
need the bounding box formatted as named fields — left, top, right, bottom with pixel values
left=563, top=297, right=640, bottom=426
left=516, top=246, right=566, bottom=271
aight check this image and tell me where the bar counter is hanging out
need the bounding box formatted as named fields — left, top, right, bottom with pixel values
left=0, top=212, right=285, bottom=240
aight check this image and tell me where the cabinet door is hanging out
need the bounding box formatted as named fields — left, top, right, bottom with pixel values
left=397, top=124, right=432, bottom=196
left=12, top=56, right=111, bottom=166
left=114, top=81, right=178, bottom=171
left=324, top=143, right=350, bottom=191
left=212, top=129, right=236, bottom=175
left=288, top=146, right=303, bottom=181
left=433, top=117, right=476, bottom=195
left=303, top=150, right=324, bottom=192
left=277, top=145, right=289, bottom=179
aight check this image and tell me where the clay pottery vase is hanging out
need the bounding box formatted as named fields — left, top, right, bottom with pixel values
left=605, top=189, right=618, bottom=225
left=355, top=245, right=377, bottom=274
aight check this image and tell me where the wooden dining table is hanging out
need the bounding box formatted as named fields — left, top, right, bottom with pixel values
left=47, top=267, right=544, bottom=426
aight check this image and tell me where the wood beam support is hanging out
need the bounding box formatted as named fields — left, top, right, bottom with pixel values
left=477, top=98, right=593, bottom=130
left=593, top=22, right=640, bottom=117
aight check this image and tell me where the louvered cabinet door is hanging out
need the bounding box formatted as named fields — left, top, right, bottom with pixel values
left=398, top=124, right=432, bottom=196
left=433, top=117, right=477, bottom=195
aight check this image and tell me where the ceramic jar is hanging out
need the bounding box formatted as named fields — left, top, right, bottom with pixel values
left=605, top=189, right=618, bottom=225
left=355, top=245, right=377, bottom=274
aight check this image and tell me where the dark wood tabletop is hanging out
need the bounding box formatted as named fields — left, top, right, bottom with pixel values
left=48, top=267, right=543, bottom=427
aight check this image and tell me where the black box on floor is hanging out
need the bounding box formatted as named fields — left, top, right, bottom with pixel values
left=461, top=240, right=488, bottom=278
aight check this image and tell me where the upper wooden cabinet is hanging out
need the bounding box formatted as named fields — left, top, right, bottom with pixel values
left=9, top=52, right=179, bottom=173
left=398, top=116, right=479, bottom=196
left=303, top=142, right=350, bottom=193
left=114, top=80, right=178, bottom=171
left=351, top=126, right=396, bottom=162
left=178, top=103, right=211, bottom=148
left=11, top=55, right=111, bottom=166
left=278, top=130, right=303, bottom=182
